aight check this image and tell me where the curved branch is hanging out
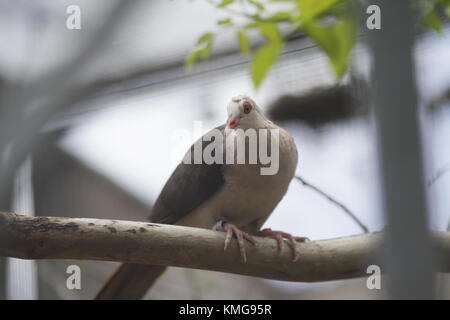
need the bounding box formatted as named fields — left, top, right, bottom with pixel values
left=295, top=175, right=369, bottom=233
left=428, top=163, right=450, bottom=187
left=1, top=212, right=449, bottom=282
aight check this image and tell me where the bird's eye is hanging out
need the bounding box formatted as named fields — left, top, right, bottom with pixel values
left=243, top=102, right=252, bottom=114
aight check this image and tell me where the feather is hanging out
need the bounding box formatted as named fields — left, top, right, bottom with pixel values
left=149, top=125, right=225, bottom=224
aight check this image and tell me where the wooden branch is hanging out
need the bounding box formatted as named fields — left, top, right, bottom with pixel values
left=1, top=211, right=450, bottom=282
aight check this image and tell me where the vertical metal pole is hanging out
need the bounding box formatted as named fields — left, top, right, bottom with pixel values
left=6, top=156, right=38, bottom=300
left=369, top=0, right=434, bottom=298
left=0, top=258, right=5, bottom=299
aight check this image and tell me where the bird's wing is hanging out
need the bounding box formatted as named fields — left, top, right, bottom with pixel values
left=149, top=125, right=225, bottom=224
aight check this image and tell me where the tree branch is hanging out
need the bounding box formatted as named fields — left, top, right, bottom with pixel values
left=428, top=163, right=450, bottom=187
left=294, top=175, right=369, bottom=233
left=1, top=211, right=450, bottom=283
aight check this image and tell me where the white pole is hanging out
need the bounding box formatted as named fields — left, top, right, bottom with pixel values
left=6, top=156, right=38, bottom=300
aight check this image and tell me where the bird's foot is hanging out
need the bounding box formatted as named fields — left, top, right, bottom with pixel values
left=221, top=222, right=255, bottom=263
left=257, top=228, right=309, bottom=262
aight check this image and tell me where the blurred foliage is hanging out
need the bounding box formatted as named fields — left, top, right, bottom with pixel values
left=268, top=79, right=367, bottom=126
left=416, top=0, right=450, bottom=32
left=185, top=0, right=450, bottom=89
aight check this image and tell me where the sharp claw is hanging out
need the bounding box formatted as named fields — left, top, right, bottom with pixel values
left=237, top=234, right=247, bottom=262
left=295, top=236, right=310, bottom=243
left=275, top=234, right=283, bottom=251
left=224, top=228, right=233, bottom=251
left=222, top=223, right=254, bottom=262
left=285, top=234, right=300, bottom=262
left=244, top=233, right=256, bottom=245
left=258, top=229, right=307, bottom=262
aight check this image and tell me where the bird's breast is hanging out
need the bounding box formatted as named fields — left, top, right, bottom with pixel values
left=176, top=126, right=298, bottom=232
left=218, top=127, right=298, bottom=228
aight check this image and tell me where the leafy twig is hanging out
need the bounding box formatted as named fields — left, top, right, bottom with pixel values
left=294, top=175, right=369, bottom=233
left=188, top=0, right=449, bottom=89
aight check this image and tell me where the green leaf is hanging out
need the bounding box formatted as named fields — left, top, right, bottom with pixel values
left=217, top=0, right=234, bottom=8
left=251, top=41, right=282, bottom=88
left=185, top=32, right=214, bottom=70
left=196, top=32, right=213, bottom=45
left=297, top=0, right=341, bottom=22
left=237, top=30, right=250, bottom=54
left=423, top=9, right=442, bottom=32
left=267, top=11, right=294, bottom=21
left=258, top=22, right=282, bottom=42
left=435, top=0, right=450, bottom=18
left=248, top=0, right=265, bottom=11
left=416, top=0, right=449, bottom=33
left=244, top=21, right=260, bottom=29
left=441, top=0, right=450, bottom=16
left=184, top=50, right=201, bottom=70
left=200, top=39, right=213, bottom=59
left=217, top=18, right=232, bottom=25
left=302, top=9, right=356, bottom=78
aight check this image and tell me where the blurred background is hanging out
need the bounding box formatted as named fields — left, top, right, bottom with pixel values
left=0, top=0, right=449, bottom=299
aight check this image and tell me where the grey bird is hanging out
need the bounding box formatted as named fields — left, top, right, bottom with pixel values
left=96, top=95, right=306, bottom=300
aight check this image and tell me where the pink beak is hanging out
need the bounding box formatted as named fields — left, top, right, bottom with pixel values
left=227, top=117, right=240, bottom=129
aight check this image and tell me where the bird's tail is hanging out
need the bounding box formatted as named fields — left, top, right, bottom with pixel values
left=95, top=263, right=167, bottom=300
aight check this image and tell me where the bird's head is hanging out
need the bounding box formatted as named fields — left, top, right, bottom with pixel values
left=226, top=95, right=266, bottom=129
